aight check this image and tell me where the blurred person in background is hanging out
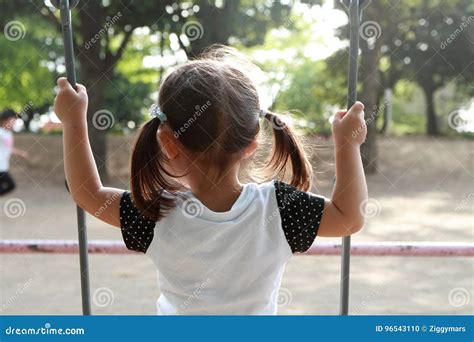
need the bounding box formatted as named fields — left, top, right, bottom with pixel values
left=0, top=109, right=28, bottom=196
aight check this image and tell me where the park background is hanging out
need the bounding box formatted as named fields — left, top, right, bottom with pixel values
left=0, top=0, right=472, bottom=314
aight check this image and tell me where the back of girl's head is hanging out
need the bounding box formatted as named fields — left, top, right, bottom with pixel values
left=159, top=47, right=260, bottom=161
left=131, top=45, right=313, bottom=220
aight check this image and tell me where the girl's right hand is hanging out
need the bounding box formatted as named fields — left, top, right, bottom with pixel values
left=54, top=77, right=88, bottom=124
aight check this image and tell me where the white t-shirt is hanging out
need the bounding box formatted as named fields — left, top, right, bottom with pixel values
left=120, top=180, right=325, bottom=315
left=0, top=128, right=13, bottom=172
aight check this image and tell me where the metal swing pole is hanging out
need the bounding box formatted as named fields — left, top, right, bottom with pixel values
left=339, top=0, right=362, bottom=316
left=53, top=0, right=91, bottom=315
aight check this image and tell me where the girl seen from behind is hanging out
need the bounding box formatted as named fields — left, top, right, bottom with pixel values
left=53, top=46, right=368, bottom=315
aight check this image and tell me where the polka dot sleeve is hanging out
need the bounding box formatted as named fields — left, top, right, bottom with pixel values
left=119, top=191, right=156, bottom=253
left=274, top=181, right=325, bottom=253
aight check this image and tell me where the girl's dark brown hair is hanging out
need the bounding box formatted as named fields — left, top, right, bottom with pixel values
left=131, top=45, right=313, bottom=221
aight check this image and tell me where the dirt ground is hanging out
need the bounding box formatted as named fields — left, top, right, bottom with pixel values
left=0, top=134, right=472, bottom=315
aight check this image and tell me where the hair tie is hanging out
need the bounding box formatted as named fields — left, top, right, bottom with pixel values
left=150, top=104, right=167, bottom=123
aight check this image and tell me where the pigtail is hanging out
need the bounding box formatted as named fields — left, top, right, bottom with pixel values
left=130, top=117, right=178, bottom=221
left=262, top=111, right=313, bottom=192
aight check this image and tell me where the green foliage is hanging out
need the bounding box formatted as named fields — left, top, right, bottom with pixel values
left=1, top=0, right=471, bottom=139
left=386, top=80, right=424, bottom=135
left=104, top=33, right=157, bottom=129
left=390, top=106, right=426, bottom=136
left=293, top=0, right=473, bottom=136
left=274, top=58, right=345, bottom=135
left=0, top=15, right=60, bottom=113
left=376, top=0, right=473, bottom=134
left=103, top=73, right=153, bottom=129
left=2, top=0, right=314, bottom=131
left=247, top=7, right=348, bottom=136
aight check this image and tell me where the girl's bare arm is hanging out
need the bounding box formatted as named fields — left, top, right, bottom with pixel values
left=54, top=78, right=124, bottom=227
left=318, top=102, right=369, bottom=237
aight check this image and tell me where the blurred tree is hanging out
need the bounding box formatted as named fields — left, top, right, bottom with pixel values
left=253, top=5, right=345, bottom=136
left=274, top=56, right=347, bottom=136
left=333, top=0, right=473, bottom=172
left=103, top=74, right=154, bottom=130
left=0, top=15, right=61, bottom=130
left=176, top=0, right=287, bottom=56
left=386, top=0, right=474, bottom=135
left=356, top=0, right=474, bottom=136
left=3, top=0, right=309, bottom=180
left=332, top=0, right=391, bottom=173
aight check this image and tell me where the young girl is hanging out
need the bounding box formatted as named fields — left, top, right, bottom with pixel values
left=0, top=109, right=28, bottom=196
left=54, top=46, right=368, bottom=315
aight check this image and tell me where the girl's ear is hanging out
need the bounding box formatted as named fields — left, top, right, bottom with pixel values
left=157, top=125, right=179, bottom=160
left=242, top=138, right=258, bottom=159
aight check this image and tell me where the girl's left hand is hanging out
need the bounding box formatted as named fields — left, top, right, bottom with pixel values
left=54, top=77, right=88, bottom=124
left=332, top=101, right=366, bottom=147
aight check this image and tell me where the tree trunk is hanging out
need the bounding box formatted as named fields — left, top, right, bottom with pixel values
left=422, top=86, right=439, bottom=136
left=77, top=2, right=110, bottom=181
left=359, top=40, right=383, bottom=174
left=189, top=0, right=237, bottom=56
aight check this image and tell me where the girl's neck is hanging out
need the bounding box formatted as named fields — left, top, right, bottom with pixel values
left=190, top=177, right=243, bottom=213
